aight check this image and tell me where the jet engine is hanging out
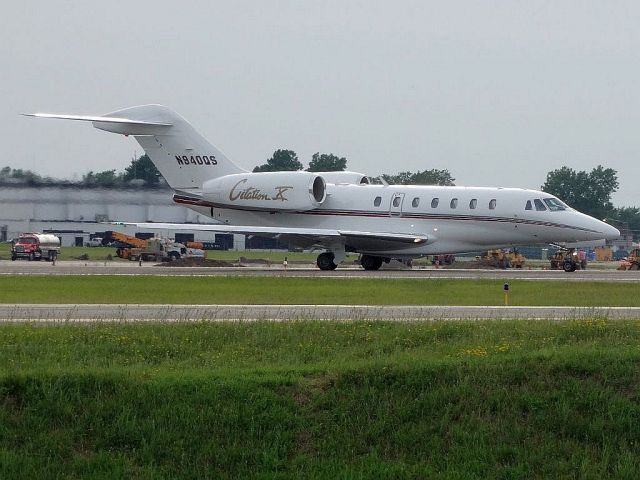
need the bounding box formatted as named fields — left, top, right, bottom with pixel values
left=202, top=171, right=326, bottom=211
left=317, top=171, right=370, bottom=185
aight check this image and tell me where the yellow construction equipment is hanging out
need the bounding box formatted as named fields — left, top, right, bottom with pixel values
left=477, top=249, right=525, bottom=269
left=549, top=248, right=586, bottom=272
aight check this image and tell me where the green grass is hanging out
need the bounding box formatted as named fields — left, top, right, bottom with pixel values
left=1, top=320, right=640, bottom=478
left=0, top=275, right=638, bottom=306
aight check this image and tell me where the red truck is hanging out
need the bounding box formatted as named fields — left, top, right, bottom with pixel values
left=11, top=233, right=61, bottom=262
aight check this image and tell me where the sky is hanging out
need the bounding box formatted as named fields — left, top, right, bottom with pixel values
left=2, top=1, right=639, bottom=206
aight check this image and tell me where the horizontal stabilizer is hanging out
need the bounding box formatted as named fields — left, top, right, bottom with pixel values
left=22, top=113, right=172, bottom=126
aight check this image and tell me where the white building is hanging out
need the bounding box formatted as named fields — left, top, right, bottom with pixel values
left=0, top=185, right=244, bottom=248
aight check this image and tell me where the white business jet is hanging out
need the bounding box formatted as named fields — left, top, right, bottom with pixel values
left=26, top=105, right=619, bottom=270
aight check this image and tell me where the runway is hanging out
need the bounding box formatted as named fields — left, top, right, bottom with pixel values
left=1, top=260, right=639, bottom=281
left=1, top=304, right=639, bottom=321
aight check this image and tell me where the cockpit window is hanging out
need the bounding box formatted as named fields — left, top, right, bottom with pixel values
left=534, top=199, right=547, bottom=211
left=543, top=197, right=567, bottom=211
left=525, top=200, right=532, bottom=210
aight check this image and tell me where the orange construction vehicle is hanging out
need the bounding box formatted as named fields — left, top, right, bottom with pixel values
left=618, top=248, right=640, bottom=271
left=103, top=231, right=204, bottom=262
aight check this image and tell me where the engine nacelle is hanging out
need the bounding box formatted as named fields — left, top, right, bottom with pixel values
left=316, top=171, right=370, bottom=185
left=202, top=171, right=326, bottom=211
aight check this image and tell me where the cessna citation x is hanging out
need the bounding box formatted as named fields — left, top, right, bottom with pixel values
left=26, top=105, right=620, bottom=271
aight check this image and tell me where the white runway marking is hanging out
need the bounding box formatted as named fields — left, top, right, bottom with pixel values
left=1, top=304, right=639, bottom=322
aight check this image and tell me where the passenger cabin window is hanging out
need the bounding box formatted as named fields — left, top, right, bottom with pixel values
left=431, top=198, right=439, bottom=208
left=534, top=199, right=547, bottom=211
left=393, top=196, right=401, bottom=207
left=543, top=198, right=567, bottom=211
left=469, top=199, right=477, bottom=209
left=525, top=200, right=532, bottom=210
left=450, top=198, right=458, bottom=209
left=412, top=197, right=420, bottom=208
left=489, top=199, right=497, bottom=210
left=374, top=196, right=382, bottom=207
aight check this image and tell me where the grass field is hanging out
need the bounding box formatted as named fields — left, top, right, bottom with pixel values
left=0, top=275, right=638, bottom=306
left=1, top=319, right=639, bottom=478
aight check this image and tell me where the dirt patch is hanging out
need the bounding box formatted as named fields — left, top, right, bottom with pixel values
left=157, top=257, right=238, bottom=267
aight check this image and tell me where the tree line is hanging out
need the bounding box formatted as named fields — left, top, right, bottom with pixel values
left=0, top=155, right=162, bottom=188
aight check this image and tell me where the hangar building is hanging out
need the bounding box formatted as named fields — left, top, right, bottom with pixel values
left=0, top=185, right=246, bottom=249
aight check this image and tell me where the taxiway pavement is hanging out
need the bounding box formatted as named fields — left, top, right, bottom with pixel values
left=1, top=260, right=639, bottom=282
left=1, top=304, right=639, bottom=322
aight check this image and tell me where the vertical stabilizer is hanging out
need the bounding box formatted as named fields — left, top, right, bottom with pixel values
left=25, top=105, right=246, bottom=192
left=100, top=105, right=246, bottom=191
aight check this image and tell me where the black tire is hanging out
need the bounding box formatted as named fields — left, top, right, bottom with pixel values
left=563, top=260, right=576, bottom=272
left=360, top=254, right=383, bottom=271
left=630, top=263, right=640, bottom=271
left=28, top=252, right=35, bottom=261
left=317, top=252, right=337, bottom=271
left=169, top=252, right=180, bottom=261
left=11, top=255, right=16, bottom=261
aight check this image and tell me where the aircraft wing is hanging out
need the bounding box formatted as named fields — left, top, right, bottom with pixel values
left=109, top=222, right=432, bottom=250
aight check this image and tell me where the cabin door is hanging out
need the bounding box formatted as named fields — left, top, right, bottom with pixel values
left=389, top=193, right=405, bottom=216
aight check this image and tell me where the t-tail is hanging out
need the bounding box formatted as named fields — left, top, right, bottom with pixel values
left=24, top=105, right=246, bottom=194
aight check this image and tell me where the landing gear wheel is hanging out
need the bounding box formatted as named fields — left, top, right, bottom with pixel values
left=317, top=252, right=337, bottom=271
left=563, top=260, right=577, bottom=272
left=360, top=254, right=383, bottom=271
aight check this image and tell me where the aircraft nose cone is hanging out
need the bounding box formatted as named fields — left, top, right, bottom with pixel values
left=602, top=223, right=620, bottom=240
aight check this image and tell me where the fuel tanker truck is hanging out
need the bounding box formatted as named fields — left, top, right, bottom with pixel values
left=11, top=233, right=61, bottom=261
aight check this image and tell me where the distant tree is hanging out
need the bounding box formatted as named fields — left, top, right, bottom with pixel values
left=541, top=165, right=618, bottom=218
left=609, top=206, right=640, bottom=242
left=123, top=154, right=162, bottom=185
left=382, top=169, right=455, bottom=186
left=82, top=169, right=122, bottom=188
left=253, top=149, right=303, bottom=172
left=307, top=153, right=347, bottom=172
left=0, top=167, right=44, bottom=186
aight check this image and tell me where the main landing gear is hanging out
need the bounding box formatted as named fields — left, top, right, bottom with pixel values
left=316, top=252, right=338, bottom=271
left=360, top=254, right=383, bottom=271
